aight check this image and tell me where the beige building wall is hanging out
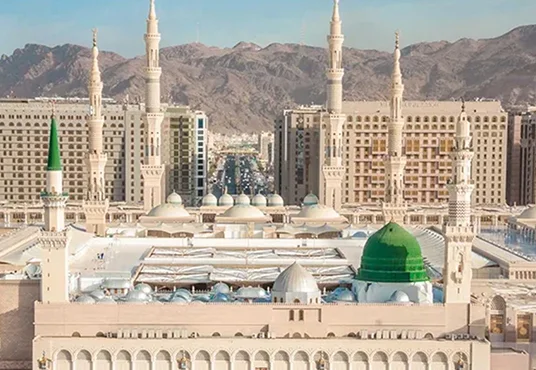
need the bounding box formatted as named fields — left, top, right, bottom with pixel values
left=275, top=101, right=507, bottom=207
left=0, top=280, right=39, bottom=370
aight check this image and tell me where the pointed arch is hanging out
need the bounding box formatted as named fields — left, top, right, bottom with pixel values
left=56, top=350, right=73, bottom=370
left=95, top=350, right=112, bottom=370
left=331, top=351, right=348, bottom=370
left=234, top=351, right=250, bottom=370
left=292, top=351, right=308, bottom=370
left=115, top=351, right=131, bottom=370
left=155, top=351, right=172, bottom=370
left=214, top=350, right=231, bottom=370
left=194, top=350, right=210, bottom=370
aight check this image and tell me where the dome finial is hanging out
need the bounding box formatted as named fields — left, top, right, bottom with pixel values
left=461, top=97, right=466, bottom=113
left=395, top=30, right=400, bottom=49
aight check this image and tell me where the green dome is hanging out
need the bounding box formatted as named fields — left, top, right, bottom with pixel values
left=357, top=222, right=429, bottom=283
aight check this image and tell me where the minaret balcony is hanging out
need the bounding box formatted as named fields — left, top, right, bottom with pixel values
left=40, top=191, right=69, bottom=198
left=144, top=33, right=161, bottom=40
left=327, top=35, right=344, bottom=42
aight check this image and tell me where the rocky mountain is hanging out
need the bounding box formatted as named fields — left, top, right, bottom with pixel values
left=1, top=25, right=536, bottom=133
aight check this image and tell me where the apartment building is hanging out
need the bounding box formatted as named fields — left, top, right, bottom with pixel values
left=162, top=106, right=208, bottom=206
left=507, top=109, right=536, bottom=206
left=275, top=101, right=507, bottom=207
left=0, top=98, right=207, bottom=205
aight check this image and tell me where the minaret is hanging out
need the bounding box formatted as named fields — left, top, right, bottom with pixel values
left=141, top=0, right=165, bottom=211
left=39, top=107, right=69, bottom=303
left=320, top=0, right=346, bottom=210
left=83, top=29, right=109, bottom=236
left=443, top=100, right=475, bottom=304
left=382, top=32, right=407, bottom=224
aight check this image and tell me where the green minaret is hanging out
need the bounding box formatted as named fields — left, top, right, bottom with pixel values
left=46, top=114, right=62, bottom=171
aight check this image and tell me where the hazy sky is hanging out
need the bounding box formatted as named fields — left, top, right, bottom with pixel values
left=0, top=0, right=534, bottom=57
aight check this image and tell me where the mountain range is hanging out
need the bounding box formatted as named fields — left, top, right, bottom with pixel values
left=1, top=25, right=536, bottom=133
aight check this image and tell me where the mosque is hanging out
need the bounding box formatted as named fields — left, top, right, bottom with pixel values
left=2, top=1, right=536, bottom=370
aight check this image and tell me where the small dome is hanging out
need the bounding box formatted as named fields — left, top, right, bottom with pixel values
left=166, top=191, right=183, bottom=205
left=124, top=290, right=150, bottom=302
left=97, top=296, right=117, bottom=304
left=202, top=193, right=218, bottom=206
left=169, top=295, right=189, bottom=304
left=303, top=193, right=319, bottom=206
left=212, top=282, right=230, bottom=294
left=172, top=289, right=192, bottom=301
left=220, top=204, right=267, bottom=219
left=147, top=203, right=191, bottom=218
left=268, top=194, right=284, bottom=207
left=193, top=294, right=211, bottom=302
left=236, top=286, right=268, bottom=299
left=236, top=193, right=251, bottom=206
left=389, top=290, right=411, bottom=303
left=357, top=222, right=429, bottom=283
left=75, top=295, right=96, bottom=304
left=212, top=292, right=230, bottom=302
left=518, top=206, right=536, bottom=219
left=89, top=289, right=106, bottom=300
left=332, top=287, right=356, bottom=302
left=134, top=283, right=153, bottom=295
left=296, top=204, right=341, bottom=219
left=219, top=193, right=234, bottom=207
left=273, top=262, right=319, bottom=294
left=252, top=193, right=267, bottom=207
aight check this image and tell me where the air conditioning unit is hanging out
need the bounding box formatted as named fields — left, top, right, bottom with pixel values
left=251, top=333, right=258, bottom=338
left=445, top=334, right=452, bottom=340
left=258, top=332, right=265, bottom=339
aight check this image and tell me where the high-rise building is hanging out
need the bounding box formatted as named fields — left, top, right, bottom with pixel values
left=162, top=107, right=208, bottom=206
left=258, top=131, right=274, bottom=166
left=506, top=109, right=536, bottom=206
left=274, top=3, right=507, bottom=208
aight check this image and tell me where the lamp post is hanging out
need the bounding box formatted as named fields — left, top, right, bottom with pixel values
left=177, top=351, right=190, bottom=370
left=37, top=352, right=51, bottom=370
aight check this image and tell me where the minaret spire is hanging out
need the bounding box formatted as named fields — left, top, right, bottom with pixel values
left=39, top=106, right=69, bottom=303
left=83, top=28, right=109, bottom=236
left=141, top=0, right=165, bottom=211
left=41, top=105, right=68, bottom=232
left=382, top=31, right=407, bottom=224
left=320, top=0, right=346, bottom=210
left=442, top=99, right=475, bottom=304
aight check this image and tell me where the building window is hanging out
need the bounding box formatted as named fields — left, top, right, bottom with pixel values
left=299, top=309, right=304, bottom=321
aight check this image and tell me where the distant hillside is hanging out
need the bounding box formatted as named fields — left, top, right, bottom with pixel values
left=1, top=25, right=536, bottom=133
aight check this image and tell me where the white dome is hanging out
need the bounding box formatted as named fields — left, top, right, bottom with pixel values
left=212, top=282, right=230, bottom=294
left=236, top=286, right=268, bottom=299
left=251, top=193, right=267, bottom=207
left=273, top=262, right=319, bottom=294
left=166, top=191, right=183, bottom=205
left=221, top=204, right=267, bottom=219
left=236, top=193, right=251, bottom=205
left=296, top=204, right=341, bottom=219
left=518, top=206, right=536, bottom=219
left=134, top=283, right=153, bottom=295
left=303, top=193, right=319, bottom=206
left=96, top=296, right=117, bottom=304
left=169, top=295, right=189, bottom=304
left=124, top=290, right=150, bottom=302
left=75, top=295, right=96, bottom=304
left=219, top=193, right=234, bottom=206
left=147, top=203, right=191, bottom=218
left=389, top=290, right=411, bottom=303
left=268, top=193, right=284, bottom=207
left=202, top=193, right=218, bottom=206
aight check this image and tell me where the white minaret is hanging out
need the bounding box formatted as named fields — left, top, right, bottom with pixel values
left=40, top=107, right=69, bottom=303
left=141, top=0, right=165, bottom=211
left=443, top=100, right=475, bottom=304
left=382, top=32, right=407, bottom=224
left=320, top=0, right=346, bottom=210
left=83, top=29, right=109, bottom=236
